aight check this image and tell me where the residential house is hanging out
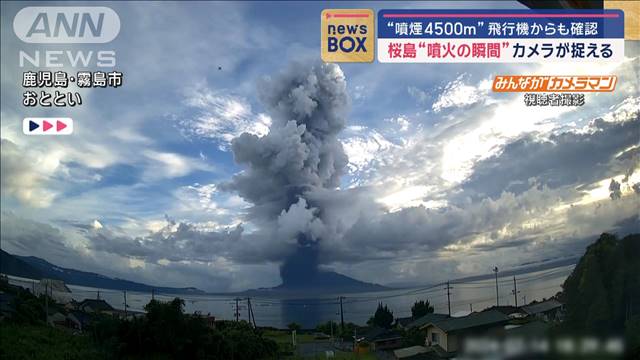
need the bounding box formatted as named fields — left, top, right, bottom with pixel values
left=64, top=299, right=79, bottom=311
left=405, top=313, right=450, bottom=329
left=505, top=320, right=550, bottom=338
left=67, top=310, right=92, bottom=331
left=194, top=312, right=216, bottom=329
left=395, top=316, right=414, bottom=329
left=521, top=299, right=564, bottom=321
left=421, top=309, right=511, bottom=353
left=481, top=305, right=526, bottom=319
left=77, top=299, right=115, bottom=314
left=361, top=327, right=404, bottom=351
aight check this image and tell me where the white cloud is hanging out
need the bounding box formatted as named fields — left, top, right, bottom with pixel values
left=143, top=150, right=212, bottom=179
left=1, top=139, right=58, bottom=207
left=601, top=96, right=640, bottom=123
left=386, top=115, right=411, bottom=132
left=180, top=84, right=272, bottom=150
left=92, top=220, right=103, bottom=229
left=172, top=182, right=249, bottom=228
left=407, top=86, right=429, bottom=103
left=341, top=126, right=398, bottom=180
left=432, top=74, right=492, bottom=112
left=377, top=185, right=446, bottom=212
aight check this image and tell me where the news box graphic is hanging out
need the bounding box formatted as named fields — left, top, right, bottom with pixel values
left=321, top=9, right=374, bottom=63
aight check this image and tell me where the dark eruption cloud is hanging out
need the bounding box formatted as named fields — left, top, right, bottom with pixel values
left=221, top=62, right=350, bottom=287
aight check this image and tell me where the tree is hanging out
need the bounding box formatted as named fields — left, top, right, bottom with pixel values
left=90, top=297, right=278, bottom=359
left=411, top=299, right=434, bottom=318
left=401, top=326, right=426, bottom=347
left=315, top=320, right=338, bottom=336
left=560, top=232, right=640, bottom=357
left=368, top=303, right=394, bottom=329
left=287, top=322, right=301, bottom=332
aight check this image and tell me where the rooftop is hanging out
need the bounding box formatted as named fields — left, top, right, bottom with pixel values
left=78, top=299, right=114, bottom=311
left=362, top=327, right=403, bottom=342
left=406, top=313, right=450, bottom=329
left=396, top=316, right=414, bottom=327
left=394, top=345, right=428, bottom=359
left=521, top=299, right=562, bottom=315
left=482, top=305, right=523, bottom=315
left=505, top=320, right=550, bottom=337
left=422, top=309, right=510, bottom=333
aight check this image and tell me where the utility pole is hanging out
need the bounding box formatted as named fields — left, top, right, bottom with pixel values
left=353, top=328, right=357, bottom=351
left=469, top=303, right=473, bottom=313
left=151, top=289, right=155, bottom=301
left=235, top=298, right=240, bottom=322
left=44, top=281, right=49, bottom=325
left=97, top=291, right=100, bottom=300
left=124, top=291, right=128, bottom=318
left=444, top=281, right=453, bottom=316
left=246, top=298, right=251, bottom=323
left=330, top=320, right=334, bottom=343
left=512, top=276, right=520, bottom=308
left=493, top=267, right=500, bottom=307
left=249, top=298, right=256, bottom=328
left=246, top=298, right=256, bottom=328
left=339, top=296, right=345, bottom=331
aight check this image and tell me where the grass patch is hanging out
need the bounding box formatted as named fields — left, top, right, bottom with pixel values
left=263, top=329, right=317, bottom=344
left=0, top=323, right=105, bottom=360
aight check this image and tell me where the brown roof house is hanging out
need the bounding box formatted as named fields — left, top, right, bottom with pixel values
left=421, top=309, right=511, bottom=353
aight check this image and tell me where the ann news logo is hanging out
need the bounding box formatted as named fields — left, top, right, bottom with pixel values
left=321, top=9, right=374, bottom=63
left=13, top=7, right=120, bottom=43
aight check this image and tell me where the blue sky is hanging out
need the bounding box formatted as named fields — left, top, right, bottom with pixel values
left=1, top=1, right=638, bottom=292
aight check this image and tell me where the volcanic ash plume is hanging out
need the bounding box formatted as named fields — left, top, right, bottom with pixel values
left=224, top=62, right=349, bottom=287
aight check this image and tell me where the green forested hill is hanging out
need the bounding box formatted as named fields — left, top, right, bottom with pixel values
left=560, top=233, right=640, bottom=355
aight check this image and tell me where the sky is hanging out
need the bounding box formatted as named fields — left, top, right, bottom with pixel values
left=1, top=1, right=638, bottom=292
